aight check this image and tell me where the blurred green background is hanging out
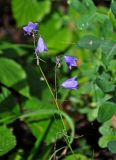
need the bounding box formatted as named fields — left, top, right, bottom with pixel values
left=0, top=0, right=116, bottom=159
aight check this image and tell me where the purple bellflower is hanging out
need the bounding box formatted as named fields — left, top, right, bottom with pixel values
left=35, top=36, right=48, bottom=53
left=23, top=22, right=38, bottom=35
left=64, top=55, right=78, bottom=70
left=61, top=76, right=78, bottom=90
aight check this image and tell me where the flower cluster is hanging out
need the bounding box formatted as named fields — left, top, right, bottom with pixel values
left=23, top=22, right=79, bottom=90
left=23, top=22, right=48, bottom=54
left=60, top=56, right=79, bottom=90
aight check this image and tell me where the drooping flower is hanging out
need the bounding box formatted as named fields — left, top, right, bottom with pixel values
left=61, top=76, right=78, bottom=90
left=23, top=22, right=38, bottom=35
left=35, top=36, right=48, bottom=53
left=64, top=55, right=78, bottom=70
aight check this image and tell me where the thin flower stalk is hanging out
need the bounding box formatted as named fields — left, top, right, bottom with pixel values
left=23, top=22, right=78, bottom=159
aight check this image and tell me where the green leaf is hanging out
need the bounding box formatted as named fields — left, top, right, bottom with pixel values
left=40, top=15, right=72, bottom=54
left=101, top=19, right=113, bottom=38
left=25, top=65, right=46, bottom=99
left=0, top=87, right=20, bottom=124
left=107, top=140, right=116, bottom=153
left=64, top=154, right=89, bottom=160
left=28, top=118, right=64, bottom=145
left=78, top=35, right=101, bottom=50
left=96, top=78, right=115, bottom=93
left=12, top=0, right=51, bottom=26
left=83, top=0, right=96, bottom=11
left=87, top=108, right=99, bottom=122
left=47, top=28, right=72, bottom=54
left=71, top=0, right=86, bottom=14
left=111, top=1, right=116, bottom=16
left=77, top=13, right=96, bottom=30
left=96, top=72, right=115, bottom=93
left=108, top=60, right=116, bottom=73
left=99, top=120, right=112, bottom=135
left=0, top=41, right=27, bottom=56
left=98, top=101, right=116, bottom=123
left=77, top=12, right=108, bottom=31
left=99, top=135, right=116, bottom=148
left=0, top=126, right=16, bottom=156
left=71, top=0, right=96, bottom=14
left=99, top=120, right=116, bottom=148
left=0, top=58, right=30, bottom=97
left=22, top=98, right=75, bottom=144
left=101, top=41, right=116, bottom=55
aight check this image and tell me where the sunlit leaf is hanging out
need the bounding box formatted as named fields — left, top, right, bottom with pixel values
left=12, top=0, right=51, bottom=26
left=0, top=126, right=16, bottom=156
left=40, top=15, right=73, bottom=54
left=99, top=120, right=116, bottom=148
left=64, top=153, right=89, bottom=160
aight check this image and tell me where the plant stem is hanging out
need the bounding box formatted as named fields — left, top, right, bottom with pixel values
left=32, top=34, right=77, bottom=159
left=38, top=62, right=77, bottom=159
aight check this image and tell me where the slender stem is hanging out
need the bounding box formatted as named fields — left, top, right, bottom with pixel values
left=38, top=64, right=77, bottom=159
left=55, top=65, right=57, bottom=100
left=32, top=33, right=77, bottom=159
left=36, top=54, right=39, bottom=65
left=49, top=146, right=66, bottom=160
left=32, top=32, right=36, bottom=48
left=39, top=64, right=66, bottom=132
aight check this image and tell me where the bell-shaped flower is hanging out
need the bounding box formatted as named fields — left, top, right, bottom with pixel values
left=23, top=22, right=38, bottom=35
left=64, top=55, right=78, bottom=70
left=61, top=76, right=78, bottom=90
left=35, top=36, right=48, bottom=53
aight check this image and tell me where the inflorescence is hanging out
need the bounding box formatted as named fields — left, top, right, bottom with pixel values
left=23, top=22, right=79, bottom=90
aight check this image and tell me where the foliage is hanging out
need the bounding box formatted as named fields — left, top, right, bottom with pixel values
left=0, top=126, right=16, bottom=156
left=0, top=0, right=116, bottom=159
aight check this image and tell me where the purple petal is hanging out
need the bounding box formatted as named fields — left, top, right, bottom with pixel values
left=43, top=40, right=48, bottom=51
left=35, top=36, right=48, bottom=53
left=23, top=22, right=39, bottom=35
left=23, top=26, right=31, bottom=34
left=61, top=76, right=78, bottom=90
left=64, top=55, right=78, bottom=70
left=28, top=22, right=38, bottom=32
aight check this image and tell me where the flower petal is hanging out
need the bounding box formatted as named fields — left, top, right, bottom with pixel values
left=64, top=55, right=78, bottom=70
left=23, top=22, right=39, bottom=35
left=35, top=36, right=48, bottom=53
left=61, top=76, right=78, bottom=90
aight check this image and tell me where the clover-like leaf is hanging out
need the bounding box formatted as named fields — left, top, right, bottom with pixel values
left=98, top=101, right=116, bottom=123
